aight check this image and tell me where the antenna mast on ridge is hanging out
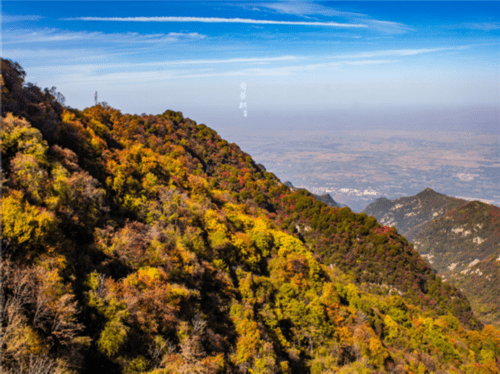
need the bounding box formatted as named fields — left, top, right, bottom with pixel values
left=94, top=91, right=98, bottom=106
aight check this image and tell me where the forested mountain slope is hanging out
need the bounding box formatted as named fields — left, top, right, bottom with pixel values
left=2, top=58, right=500, bottom=374
left=364, top=189, right=500, bottom=328
left=363, top=188, right=467, bottom=243
left=283, top=181, right=343, bottom=208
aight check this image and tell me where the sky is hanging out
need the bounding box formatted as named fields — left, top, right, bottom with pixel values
left=2, top=1, right=499, bottom=132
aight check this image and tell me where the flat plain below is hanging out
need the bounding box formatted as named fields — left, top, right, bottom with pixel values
left=219, top=127, right=500, bottom=212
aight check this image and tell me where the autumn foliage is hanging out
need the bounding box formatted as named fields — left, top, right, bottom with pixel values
left=2, top=58, right=500, bottom=373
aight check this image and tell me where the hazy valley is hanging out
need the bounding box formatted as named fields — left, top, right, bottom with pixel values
left=220, top=126, right=500, bottom=213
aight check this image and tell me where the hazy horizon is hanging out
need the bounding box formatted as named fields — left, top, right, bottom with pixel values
left=3, top=1, right=499, bottom=121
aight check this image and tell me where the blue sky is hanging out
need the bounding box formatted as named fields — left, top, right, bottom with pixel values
left=2, top=1, right=499, bottom=130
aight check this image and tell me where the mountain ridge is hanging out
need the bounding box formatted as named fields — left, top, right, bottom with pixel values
left=283, top=181, right=344, bottom=208
left=363, top=187, right=467, bottom=243
left=364, top=188, right=500, bottom=328
left=2, top=58, right=499, bottom=373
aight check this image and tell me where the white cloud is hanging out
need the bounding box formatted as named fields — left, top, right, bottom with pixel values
left=451, top=22, right=500, bottom=31
left=2, top=15, right=44, bottom=23
left=63, top=16, right=367, bottom=28
left=255, top=2, right=366, bottom=18
left=363, top=20, right=413, bottom=34
left=32, top=67, right=251, bottom=86
left=19, top=55, right=399, bottom=86
left=242, top=63, right=337, bottom=77
left=28, top=63, right=324, bottom=83
left=248, top=3, right=409, bottom=34
left=456, top=173, right=476, bottom=181
left=160, top=56, right=299, bottom=65
left=20, top=56, right=310, bottom=85
left=2, top=28, right=206, bottom=44
left=344, top=60, right=399, bottom=65
left=18, top=55, right=300, bottom=75
left=336, top=45, right=477, bottom=59
left=4, top=48, right=117, bottom=62
left=24, top=58, right=368, bottom=85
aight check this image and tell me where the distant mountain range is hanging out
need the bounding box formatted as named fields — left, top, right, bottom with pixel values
left=283, top=181, right=346, bottom=208
left=364, top=188, right=500, bottom=327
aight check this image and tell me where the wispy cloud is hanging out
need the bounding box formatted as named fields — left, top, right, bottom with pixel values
left=240, top=59, right=396, bottom=76
left=2, top=28, right=206, bottom=44
left=63, top=16, right=368, bottom=28
left=344, top=60, right=399, bottom=65
left=254, top=2, right=366, bottom=18
left=25, top=58, right=400, bottom=84
left=243, top=62, right=340, bottom=76
left=160, top=56, right=300, bottom=65
left=336, top=44, right=480, bottom=59
left=2, top=15, right=44, bottom=23
left=451, top=22, right=500, bottom=31
left=20, top=55, right=301, bottom=72
left=4, top=48, right=114, bottom=61
left=364, top=20, right=413, bottom=34
left=248, top=2, right=410, bottom=34
left=48, top=63, right=332, bottom=83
